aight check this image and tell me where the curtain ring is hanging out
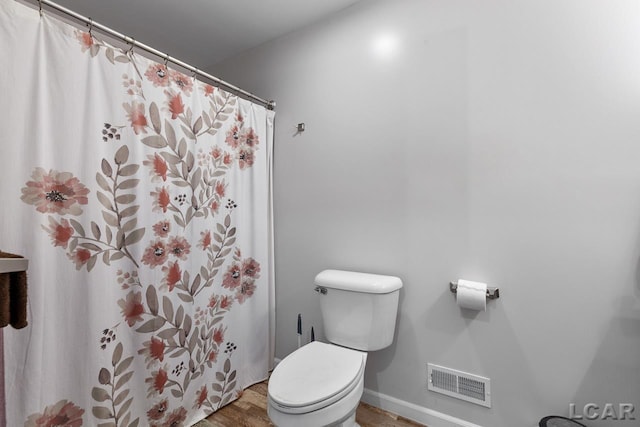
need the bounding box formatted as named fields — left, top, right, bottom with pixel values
left=191, top=68, right=198, bottom=80
left=127, top=38, right=135, bottom=55
left=38, top=0, right=43, bottom=17
left=87, top=18, right=93, bottom=37
left=163, top=54, right=169, bottom=68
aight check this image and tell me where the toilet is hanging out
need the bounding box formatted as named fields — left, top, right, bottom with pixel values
left=267, top=269, right=403, bottom=427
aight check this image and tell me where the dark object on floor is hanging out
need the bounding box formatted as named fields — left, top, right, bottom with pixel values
left=0, top=251, right=28, bottom=329
left=539, top=415, right=587, bottom=427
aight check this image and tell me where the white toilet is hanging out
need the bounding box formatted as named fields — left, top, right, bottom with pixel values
left=267, top=269, right=403, bottom=427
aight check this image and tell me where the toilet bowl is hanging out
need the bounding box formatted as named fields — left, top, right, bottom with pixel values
left=267, top=270, right=402, bottom=427
left=268, top=341, right=367, bottom=427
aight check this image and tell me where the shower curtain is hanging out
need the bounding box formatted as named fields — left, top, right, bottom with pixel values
left=0, top=1, right=274, bottom=426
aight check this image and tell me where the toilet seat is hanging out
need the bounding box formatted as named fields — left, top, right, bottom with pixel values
left=269, top=341, right=366, bottom=414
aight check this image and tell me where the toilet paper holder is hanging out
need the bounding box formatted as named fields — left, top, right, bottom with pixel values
left=449, top=281, right=500, bottom=300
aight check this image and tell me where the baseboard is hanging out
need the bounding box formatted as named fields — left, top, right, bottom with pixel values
left=361, top=388, right=482, bottom=427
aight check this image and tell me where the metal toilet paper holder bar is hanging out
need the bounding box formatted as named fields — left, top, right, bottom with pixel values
left=449, top=281, right=500, bottom=300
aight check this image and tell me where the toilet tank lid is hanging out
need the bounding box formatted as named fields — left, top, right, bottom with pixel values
left=314, top=270, right=402, bottom=294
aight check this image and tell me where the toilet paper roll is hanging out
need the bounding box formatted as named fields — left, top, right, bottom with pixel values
left=456, top=279, right=487, bottom=311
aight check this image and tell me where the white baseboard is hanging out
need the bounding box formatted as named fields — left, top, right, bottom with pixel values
left=361, top=388, right=482, bottom=427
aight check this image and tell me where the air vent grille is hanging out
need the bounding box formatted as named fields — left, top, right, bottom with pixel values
left=427, top=363, right=491, bottom=408
left=431, top=369, right=457, bottom=393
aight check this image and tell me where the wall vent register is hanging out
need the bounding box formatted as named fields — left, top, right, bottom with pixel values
left=427, top=363, right=491, bottom=408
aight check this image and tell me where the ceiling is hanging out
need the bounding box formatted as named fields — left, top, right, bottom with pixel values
left=51, top=0, right=362, bottom=70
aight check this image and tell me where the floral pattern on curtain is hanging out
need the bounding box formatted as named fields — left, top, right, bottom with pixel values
left=0, top=1, right=274, bottom=426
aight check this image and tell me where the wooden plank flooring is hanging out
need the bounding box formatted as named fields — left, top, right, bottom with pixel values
left=201, top=380, right=426, bottom=427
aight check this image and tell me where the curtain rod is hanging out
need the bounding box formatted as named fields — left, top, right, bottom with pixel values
left=32, top=0, right=276, bottom=110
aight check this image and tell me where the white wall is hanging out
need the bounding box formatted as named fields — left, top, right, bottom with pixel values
left=213, top=1, right=640, bottom=425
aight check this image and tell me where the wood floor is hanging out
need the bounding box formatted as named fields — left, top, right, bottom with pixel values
left=202, top=380, right=426, bottom=427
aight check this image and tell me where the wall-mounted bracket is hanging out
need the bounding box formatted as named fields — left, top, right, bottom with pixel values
left=449, top=281, right=500, bottom=300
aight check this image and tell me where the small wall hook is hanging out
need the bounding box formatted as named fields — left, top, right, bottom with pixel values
left=297, top=123, right=305, bottom=133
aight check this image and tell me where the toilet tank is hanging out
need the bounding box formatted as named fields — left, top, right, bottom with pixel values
left=314, top=270, right=402, bottom=351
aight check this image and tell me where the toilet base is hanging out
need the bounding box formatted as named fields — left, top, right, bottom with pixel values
left=328, top=412, right=358, bottom=427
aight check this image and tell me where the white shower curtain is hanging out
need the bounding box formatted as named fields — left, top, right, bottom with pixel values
left=0, top=1, right=274, bottom=425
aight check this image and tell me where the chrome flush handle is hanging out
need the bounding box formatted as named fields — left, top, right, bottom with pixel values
left=314, top=286, right=327, bottom=295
